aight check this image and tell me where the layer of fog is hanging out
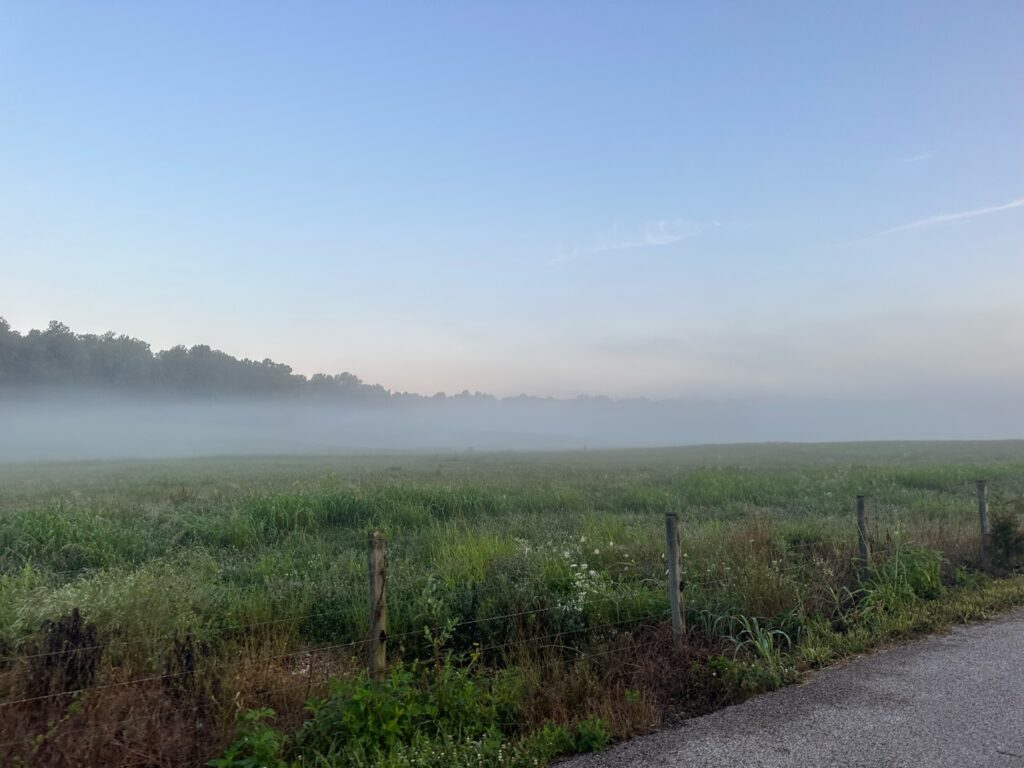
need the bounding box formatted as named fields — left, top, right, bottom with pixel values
left=1, top=390, right=1022, bottom=462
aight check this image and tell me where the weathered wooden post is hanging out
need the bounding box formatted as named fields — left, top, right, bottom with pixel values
left=856, top=495, right=869, bottom=579
left=977, top=480, right=990, bottom=568
left=665, top=512, right=686, bottom=650
left=367, top=531, right=388, bottom=682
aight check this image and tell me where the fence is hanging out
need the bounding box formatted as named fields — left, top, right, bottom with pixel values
left=0, top=478, right=1001, bottom=754
left=356, top=479, right=997, bottom=681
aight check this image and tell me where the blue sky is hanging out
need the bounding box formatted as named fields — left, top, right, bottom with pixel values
left=1, top=2, right=1022, bottom=398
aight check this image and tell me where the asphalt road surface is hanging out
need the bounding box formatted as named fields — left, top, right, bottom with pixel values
left=562, top=609, right=1024, bottom=768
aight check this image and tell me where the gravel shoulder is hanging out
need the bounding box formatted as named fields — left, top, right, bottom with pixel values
left=562, top=609, right=1024, bottom=768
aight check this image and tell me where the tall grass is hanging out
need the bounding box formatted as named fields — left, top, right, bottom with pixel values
left=1, top=442, right=1023, bottom=765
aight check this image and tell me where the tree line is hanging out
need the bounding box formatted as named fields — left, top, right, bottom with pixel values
left=0, top=319, right=503, bottom=402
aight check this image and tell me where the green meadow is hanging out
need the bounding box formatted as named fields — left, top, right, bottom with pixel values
left=2, top=441, right=1024, bottom=767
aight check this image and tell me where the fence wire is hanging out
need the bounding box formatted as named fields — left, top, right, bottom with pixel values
left=0, top=606, right=673, bottom=752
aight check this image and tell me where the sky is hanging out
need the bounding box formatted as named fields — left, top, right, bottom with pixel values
left=1, top=1, right=1022, bottom=400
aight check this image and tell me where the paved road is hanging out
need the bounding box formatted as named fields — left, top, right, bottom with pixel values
left=563, top=609, right=1024, bottom=768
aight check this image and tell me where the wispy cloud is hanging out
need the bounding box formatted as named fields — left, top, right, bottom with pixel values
left=553, top=219, right=703, bottom=264
left=872, top=196, right=1024, bottom=237
left=899, top=152, right=932, bottom=164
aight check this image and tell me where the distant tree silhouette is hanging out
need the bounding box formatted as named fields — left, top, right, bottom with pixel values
left=0, top=318, right=412, bottom=400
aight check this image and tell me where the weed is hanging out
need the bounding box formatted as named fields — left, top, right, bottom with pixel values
left=989, top=501, right=1024, bottom=570
left=573, top=715, right=613, bottom=752
left=724, top=615, right=792, bottom=663
left=208, top=708, right=289, bottom=768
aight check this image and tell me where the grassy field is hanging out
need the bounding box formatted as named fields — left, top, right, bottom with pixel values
left=2, top=441, right=1024, bottom=767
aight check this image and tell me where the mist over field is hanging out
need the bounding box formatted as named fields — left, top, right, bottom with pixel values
left=2, top=321, right=1022, bottom=461
left=2, top=390, right=1022, bottom=462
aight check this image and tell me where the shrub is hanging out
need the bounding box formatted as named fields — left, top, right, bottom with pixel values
left=207, top=708, right=291, bottom=768
left=293, top=657, right=518, bottom=763
left=686, top=653, right=785, bottom=707
left=896, top=546, right=945, bottom=600
left=990, top=511, right=1024, bottom=570
left=573, top=715, right=612, bottom=753
left=863, top=545, right=944, bottom=614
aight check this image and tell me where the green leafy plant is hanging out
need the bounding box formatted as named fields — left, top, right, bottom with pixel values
left=573, top=716, right=612, bottom=753
left=860, top=544, right=944, bottom=621
left=297, top=666, right=431, bottom=757
left=990, top=509, right=1024, bottom=570
left=292, top=654, right=518, bottom=764
left=207, top=708, right=289, bottom=768
left=526, top=722, right=575, bottom=758
left=724, top=615, right=792, bottom=664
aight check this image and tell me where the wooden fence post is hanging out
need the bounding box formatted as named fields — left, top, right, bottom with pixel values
left=856, top=495, right=869, bottom=579
left=977, top=480, right=990, bottom=568
left=665, top=512, right=686, bottom=650
left=367, top=531, right=388, bottom=682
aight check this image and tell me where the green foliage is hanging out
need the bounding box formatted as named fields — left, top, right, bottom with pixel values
left=954, top=565, right=986, bottom=588
left=989, top=501, right=1024, bottom=570
left=862, top=545, right=945, bottom=617
left=298, top=667, right=435, bottom=757
left=207, top=709, right=292, bottom=768
left=294, top=658, right=517, bottom=763
left=724, top=614, right=793, bottom=664
left=573, top=716, right=612, bottom=753
left=527, top=723, right=575, bottom=757
left=687, top=652, right=797, bottom=707
left=212, top=658, right=613, bottom=767
left=377, top=731, right=558, bottom=768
